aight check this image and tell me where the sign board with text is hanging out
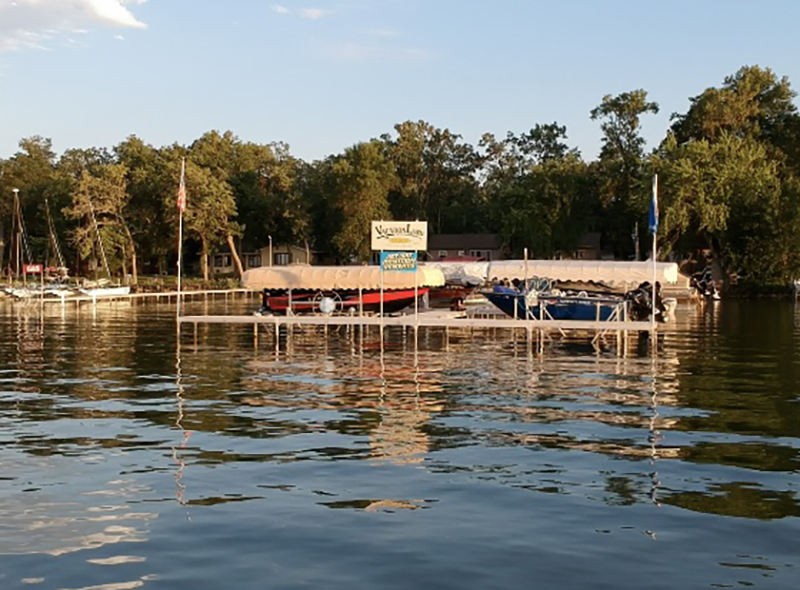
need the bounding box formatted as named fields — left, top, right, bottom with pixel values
left=371, top=221, right=427, bottom=252
left=380, top=251, right=417, bottom=272
left=23, top=264, right=43, bottom=274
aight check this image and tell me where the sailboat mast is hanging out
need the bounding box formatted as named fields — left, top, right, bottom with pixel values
left=88, top=199, right=112, bottom=279
left=45, top=197, right=66, bottom=270
left=11, top=189, right=18, bottom=280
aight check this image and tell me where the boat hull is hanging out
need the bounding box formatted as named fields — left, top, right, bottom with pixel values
left=482, top=291, right=621, bottom=321
left=78, top=286, right=131, bottom=298
left=265, top=288, right=428, bottom=315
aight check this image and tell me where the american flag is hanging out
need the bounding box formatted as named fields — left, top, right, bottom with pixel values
left=177, top=158, right=187, bottom=213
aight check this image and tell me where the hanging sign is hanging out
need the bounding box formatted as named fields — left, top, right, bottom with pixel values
left=23, top=263, right=43, bottom=274
left=371, top=221, right=427, bottom=251
left=380, top=251, right=417, bottom=272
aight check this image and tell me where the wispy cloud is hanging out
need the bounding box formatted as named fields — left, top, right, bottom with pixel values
left=0, top=0, right=147, bottom=52
left=323, top=42, right=429, bottom=63
left=363, top=28, right=400, bottom=38
left=271, top=5, right=289, bottom=15
left=301, top=8, right=332, bottom=20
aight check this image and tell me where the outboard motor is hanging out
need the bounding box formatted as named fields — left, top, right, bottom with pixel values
left=254, top=288, right=272, bottom=316
left=625, top=282, right=667, bottom=322
left=690, top=266, right=720, bottom=300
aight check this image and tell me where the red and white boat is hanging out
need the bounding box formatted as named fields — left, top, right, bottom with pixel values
left=242, top=265, right=445, bottom=315
left=262, top=288, right=429, bottom=314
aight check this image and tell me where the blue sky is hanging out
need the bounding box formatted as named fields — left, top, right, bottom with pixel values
left=1, top=0, right=798, bottom=163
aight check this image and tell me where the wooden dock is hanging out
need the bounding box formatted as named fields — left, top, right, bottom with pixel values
left=177, top=307, right=656, bottom=350
left=2, top=288, right=255, bottom=305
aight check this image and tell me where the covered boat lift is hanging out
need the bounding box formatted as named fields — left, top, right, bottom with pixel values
left=423, top=259, right=680, bottom=288
left=241, top=265, right=445, bottom=316
left=242, top=265, right=444, bottom=291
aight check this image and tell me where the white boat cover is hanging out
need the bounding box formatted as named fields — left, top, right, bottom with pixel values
left=421, top=262, right=490, bottom=285
left=487, top=260, right=680, bottom=285
left=242, top=265, right=446, bottom=291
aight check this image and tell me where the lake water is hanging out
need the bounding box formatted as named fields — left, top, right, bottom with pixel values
left=1, top=297, right=799, bottom=589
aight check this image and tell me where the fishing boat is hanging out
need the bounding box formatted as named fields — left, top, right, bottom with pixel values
left=241, top=265, right=445, bottom=315
left=477, top=261, right=681, bottom=323
left=483, top=283, right=625, bottom=321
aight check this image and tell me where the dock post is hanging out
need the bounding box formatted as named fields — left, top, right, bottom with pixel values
left=527, top=323, right=533, bottom=354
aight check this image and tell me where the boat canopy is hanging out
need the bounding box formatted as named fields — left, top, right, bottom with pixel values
left=423, top=260, right=680, bottom=286
left=487, top=260, right=680, bottom=285
left=242, top=265, right=446, bottom=291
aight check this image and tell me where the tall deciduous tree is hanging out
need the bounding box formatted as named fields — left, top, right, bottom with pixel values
left=63, top=164, right=138, bottom=282
left=190, top=131, right=245, bottom=277
left=331, top=141, right=396, bottom=262
left=115, top=135, right=173, bottom=274
left=591, top=90, right=659, bottom=259
left=0, top=137, right=62, bottom=271
left=383, top=121, right=483, bottom=233
left=671, top=66, right=798, bottom=148
left=174, top=159, right=237, bottom=281
left=654, top=132, right=790, bottom=281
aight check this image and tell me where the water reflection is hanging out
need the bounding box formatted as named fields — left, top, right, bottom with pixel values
left=2, top=299, right=800, bottom=589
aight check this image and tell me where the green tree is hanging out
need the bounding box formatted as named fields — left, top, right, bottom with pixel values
left=665, top=66, right=800, bottom=283
left=490, top=154, right=592, bottom=258
left=654, top=132, right=791, bottom=282
left=0, top=137, right=63, bottom=272
left=231, top=141, right=309, bottom=256
left=115, top=135, right=174, bottom=275
left=671, top=65, right=798, bottom=150
left=382, top=121, right=483, bottom=233
left=331, top=141, right=396, bottom=262
left=176, top=159, right=237, bottom=281
left=591, top=90, right=659, bottom=259
left=63, top=164, right=138, bottom=282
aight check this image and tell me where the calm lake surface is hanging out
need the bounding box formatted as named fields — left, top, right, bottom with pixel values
left=1, top=297, right=799, bottom=589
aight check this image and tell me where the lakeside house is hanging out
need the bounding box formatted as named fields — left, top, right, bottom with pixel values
left=558, top=232, right=603, bottom=261
left=212, top=243, right=315, bottom=275
left=424, top=234, right=505, bottom=262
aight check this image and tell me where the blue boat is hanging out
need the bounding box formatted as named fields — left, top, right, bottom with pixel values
left=482, top=288, right=623, bottom=321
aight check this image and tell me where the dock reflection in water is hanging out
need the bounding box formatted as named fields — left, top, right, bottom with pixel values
left=0, top=299, right=799, bottom=589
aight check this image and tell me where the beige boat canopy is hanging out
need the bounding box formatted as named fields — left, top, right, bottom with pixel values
left=487, top=260, right=680, bottom=286
left=242, top=265, right=446, bottom=291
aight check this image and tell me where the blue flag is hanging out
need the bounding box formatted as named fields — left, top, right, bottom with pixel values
left=648, top=176, right=658, bottom=233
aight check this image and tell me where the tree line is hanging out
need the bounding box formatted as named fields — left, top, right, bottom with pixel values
left=1, top=64, right=799, bottom=287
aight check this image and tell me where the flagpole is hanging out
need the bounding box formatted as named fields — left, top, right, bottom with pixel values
left=177, top=158, right=186, bottom=319
left=651, top=173, right=658, bottom=334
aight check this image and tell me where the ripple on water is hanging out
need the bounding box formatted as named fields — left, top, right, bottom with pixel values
left=1, top=301, right=799, bottom=589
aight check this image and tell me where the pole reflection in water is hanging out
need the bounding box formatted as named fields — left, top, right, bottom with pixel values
left=648, top=363, right=663, bottom=511
left=173, top=326, right=192, bottom=507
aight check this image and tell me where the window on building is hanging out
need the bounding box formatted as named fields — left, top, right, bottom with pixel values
left=248, top=255, right=261, bottom=268
left=438, top=250, right=448, bottom=259
left=274, top=253, right=290, bottom=266
left=470, top=250, right=484, bottom=259
left=214, top=255, right=231, bottom=268
left=457, top=250, right=466, bottom=257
